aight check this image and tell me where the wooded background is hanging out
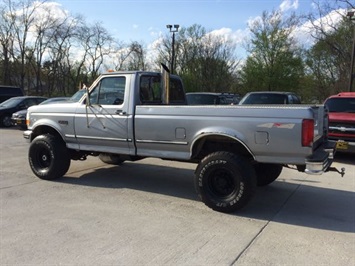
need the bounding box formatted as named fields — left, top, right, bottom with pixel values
left=0, top=0, right=354, bottom=103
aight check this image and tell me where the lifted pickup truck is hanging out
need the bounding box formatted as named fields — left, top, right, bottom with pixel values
left=24, top=66, right=339, bottom=213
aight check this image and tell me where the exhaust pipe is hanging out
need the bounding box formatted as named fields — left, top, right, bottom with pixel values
left=161, top=63, right=170, bottom=104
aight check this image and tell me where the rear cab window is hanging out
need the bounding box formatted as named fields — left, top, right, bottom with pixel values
left=139, top=75, right=186, bottom=105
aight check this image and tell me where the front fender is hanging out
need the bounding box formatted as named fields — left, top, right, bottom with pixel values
left=26, top=119, right=69, bottom=147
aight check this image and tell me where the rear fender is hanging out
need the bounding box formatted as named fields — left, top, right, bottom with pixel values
left=190, top=127, right=254, bottom=160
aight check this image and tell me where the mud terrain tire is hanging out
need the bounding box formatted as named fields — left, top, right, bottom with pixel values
left=195, top=151, right=257, bottom=213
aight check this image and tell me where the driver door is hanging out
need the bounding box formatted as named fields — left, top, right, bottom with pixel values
left=73, top=75, right=131, bottom=155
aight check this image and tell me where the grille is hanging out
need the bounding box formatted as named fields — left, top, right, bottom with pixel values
left=328, top=122, right=355, bottom=140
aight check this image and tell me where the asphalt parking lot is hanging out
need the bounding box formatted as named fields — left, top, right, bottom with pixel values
left=1, top=128, right=354, bottom=265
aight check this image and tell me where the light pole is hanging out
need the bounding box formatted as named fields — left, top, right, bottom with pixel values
left=166, top=24, right=179, bottom=74
left=347, top=10, right=355, bottom=92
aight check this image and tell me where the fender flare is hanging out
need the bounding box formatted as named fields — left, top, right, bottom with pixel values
left=190, top=127, right=255, bottom=159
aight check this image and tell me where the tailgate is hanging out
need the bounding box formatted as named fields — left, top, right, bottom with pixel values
left=311, top=105, right=329, bottom=148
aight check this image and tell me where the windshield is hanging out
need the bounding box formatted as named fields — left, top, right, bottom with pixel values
left=325, top=98, right=355, bottom=113
left=70, top=89, right=85, bottom=102
left=186, top=94, right=220, bottom=105
left=0, top=97, right=22, bottom=108
left=240, top=93, right=287, bottom=104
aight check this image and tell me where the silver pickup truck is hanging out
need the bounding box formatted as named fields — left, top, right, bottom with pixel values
left=24, top=66, right=339, bottom=213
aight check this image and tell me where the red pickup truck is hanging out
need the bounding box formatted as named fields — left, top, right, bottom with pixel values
left=324, top=92, right=355, bottom=153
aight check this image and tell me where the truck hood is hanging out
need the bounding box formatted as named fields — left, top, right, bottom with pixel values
left=28, top=101, right=80, bottom=113
left=328, top=112, right=355, bottom=123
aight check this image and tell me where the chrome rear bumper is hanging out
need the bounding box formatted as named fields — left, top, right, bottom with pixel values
left=305, top=142, right=336, bottom=175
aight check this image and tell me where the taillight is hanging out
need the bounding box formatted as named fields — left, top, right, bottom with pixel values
left=302, top=119, right=314, bottom=147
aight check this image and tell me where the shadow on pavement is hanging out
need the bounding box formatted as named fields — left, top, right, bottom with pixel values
left=55, top=161, right=354, bottom=233
left=239, top=181, right=354, bottom=233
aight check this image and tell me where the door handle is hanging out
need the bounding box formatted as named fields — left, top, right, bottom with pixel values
left=115, top=110, right=126, bottom=115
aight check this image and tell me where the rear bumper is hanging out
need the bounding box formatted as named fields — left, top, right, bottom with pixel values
left=305, top=142, right=335, bottom=175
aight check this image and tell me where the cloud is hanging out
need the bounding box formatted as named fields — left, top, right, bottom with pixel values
left=292, top=8, right=346, bottom=47
left=209, top=27, right=250, bottom=45
left=32, top=1, right=69, bottom=23
left=279, top=0, right=299, bottom=13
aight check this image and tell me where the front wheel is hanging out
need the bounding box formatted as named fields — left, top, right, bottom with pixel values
left=195, top=151, right=257, bottom=213
left=29, top=134, right=71, bottom=180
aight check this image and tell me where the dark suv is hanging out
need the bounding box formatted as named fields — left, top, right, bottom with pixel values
left=0, top=96, right=47, bottom=127
left=0, top=85, right=24, bottom=103
left=239, top=91, right=301, bottom=105
left=324, top=92, right=355, bottom=153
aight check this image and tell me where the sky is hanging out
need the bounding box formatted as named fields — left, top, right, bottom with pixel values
left=51, top=0, right=319, bottom=48
left=30, top=0, right=348, bottom=63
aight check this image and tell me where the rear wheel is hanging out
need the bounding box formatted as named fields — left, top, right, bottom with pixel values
left=29, top=134, right=71, bottom=180
left=254, top=163, right=283, bottom=186
left=195, top=151, right=256, bottom=213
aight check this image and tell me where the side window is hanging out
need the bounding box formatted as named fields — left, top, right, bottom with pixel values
left=23, top=99, right=37, bottom=108
left=89, top=77, right=126, bottom=105
left=288, top=95, right=294, bottom=104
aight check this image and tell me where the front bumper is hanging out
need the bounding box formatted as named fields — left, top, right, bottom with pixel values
left=11, top=117, right=26, bottom=128
left=305, top=142, right=335, bottom=175
left=23, top=130, right=32, bottom=143
left=329, top=139, right=355, bottom=154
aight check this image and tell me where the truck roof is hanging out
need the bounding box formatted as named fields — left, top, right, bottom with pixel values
left=330, top=92, right=355, bottom=98
left=100, top=70, right=180, bottom=78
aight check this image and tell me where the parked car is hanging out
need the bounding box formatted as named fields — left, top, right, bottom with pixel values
left=0, top=85, right=24, bottom=103
left=324, top=92, right=355, bottom=153
left=186, top=92, right=240, bottom=105
left=0, top=96, right=47, bottom=127
left=11, top=97, right=70, bottom=129
left=239, top=91, right=301, bottom=105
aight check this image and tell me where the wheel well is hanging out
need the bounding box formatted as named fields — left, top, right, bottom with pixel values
left=31, top=125, right=63, bottom=142
left=191, top=135, right=253, bottom=161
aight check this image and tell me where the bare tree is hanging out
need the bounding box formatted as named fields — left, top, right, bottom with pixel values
left=10, top=0, right=42, bottom=90
left=0, top=0, right=16, bottom=85
left=84, top=22, right=114, bottom=80
left=26, top=3, right=71, bottom=95
left=105, top=40, right=147, bottom=71
left=305, top=0, right=354, bottom=94
left=125, top=41, right=146, bottom=70
left=45, top=14, right=83, bottom=95
left=157, top=24, right=239, bottom=92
